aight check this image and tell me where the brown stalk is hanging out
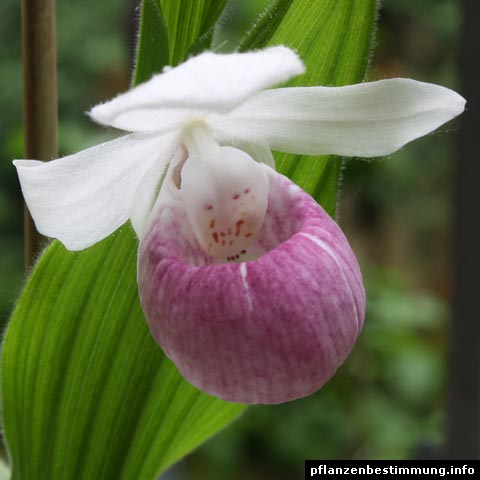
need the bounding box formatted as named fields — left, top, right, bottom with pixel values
left=21, top=0, right=58, bottom=269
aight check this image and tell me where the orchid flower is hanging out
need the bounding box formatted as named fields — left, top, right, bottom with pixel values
left=14, top=46, right=465, bottom=404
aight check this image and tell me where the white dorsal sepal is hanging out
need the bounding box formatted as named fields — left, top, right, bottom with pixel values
left=181, top=125, right=268, bottom=260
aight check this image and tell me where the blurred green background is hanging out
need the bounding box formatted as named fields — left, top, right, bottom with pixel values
left=0, top=0, right=463, bottom=478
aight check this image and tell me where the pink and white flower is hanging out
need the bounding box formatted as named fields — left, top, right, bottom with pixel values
left=14, top=46, right=465, bottom=403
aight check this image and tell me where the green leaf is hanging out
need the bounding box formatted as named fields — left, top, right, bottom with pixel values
left=157, top=0, right=228, bottom=66
left=1, top=229, right=244, bottom=480
left=2, top=2, right=241, bottom=480
left=2, top=1, right=378, bottom=479
left=134, top=0, right=228, bottom=82
left=133, top=0, right=169, bottom=85
left=241, top=0, right=378, bottom=215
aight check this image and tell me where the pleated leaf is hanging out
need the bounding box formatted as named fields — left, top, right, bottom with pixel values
left=159, top=0, right=228, bottom=66
left=134, top=0, right=228, bottom=83
left=2, top=229, right=244, bottom=480
left=2, top=1, right=378, bottom=479
left=242, top=0, right=378, bottom=215
left=133, top=0, right=169, bottom=85
left=2, top=2, right=242, bottom=480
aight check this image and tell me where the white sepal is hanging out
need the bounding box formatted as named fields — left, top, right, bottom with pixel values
left=89, top=46, right=304, bottom=133
left=181, top=146, right=268, bottom=259
left=14, top=133, right=167, bottom=250
left=212, top=78, right=466, bottom=157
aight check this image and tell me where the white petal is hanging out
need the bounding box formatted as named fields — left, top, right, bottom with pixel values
left=129, top=141, right=182, bottom=238
left=89, top=46, right=304, bottom=133
left=14, top=133, right=173, bottom=251
left=181, top=146, right=268, bottom=259
left=211, top=78, right=466, bottom=158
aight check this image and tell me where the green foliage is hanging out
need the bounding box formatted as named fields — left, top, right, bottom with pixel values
left=134, top=0, right=229, bottom=84
left=2, top=0, right=378, bottom=475
left=158, top=0, right=229, bottom=65
left=2, top=231, right=244, bottom=480
left=241, top=0, right=378, bottom=215
left=2, top=2, right=245, bottom=480
left=133, top=0, right=169, bottom=85
left=1, top=0, right=457, bottom=478
left=2, top=1, right=379, bottom=478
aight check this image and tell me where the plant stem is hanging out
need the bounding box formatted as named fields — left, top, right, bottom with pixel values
left=21, top=0, right=58, bottom=270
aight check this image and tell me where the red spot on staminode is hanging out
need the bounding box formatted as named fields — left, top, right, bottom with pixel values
left=245, top=233, right=253, bottom=238
left=205, top=205, right=213, bottom=210
left=221, top=240, right=226, bottom=246
left=212, top=232, right=219, bottom=243
left=229, top=240, right=234, bottom=246
left=244, top=189, right=250, bottom=194
left=235, top=220, right=244, bottom=237
left=228, top=228, right=232, bottom=235
left=209, top=219, right=215, bottom=229
left=220, top=232, right=226, bottom=237
left=233, top=194, right=240, bottom=200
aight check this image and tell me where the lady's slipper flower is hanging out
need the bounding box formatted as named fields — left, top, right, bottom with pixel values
left=14, top=46, right=465, bottom=404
